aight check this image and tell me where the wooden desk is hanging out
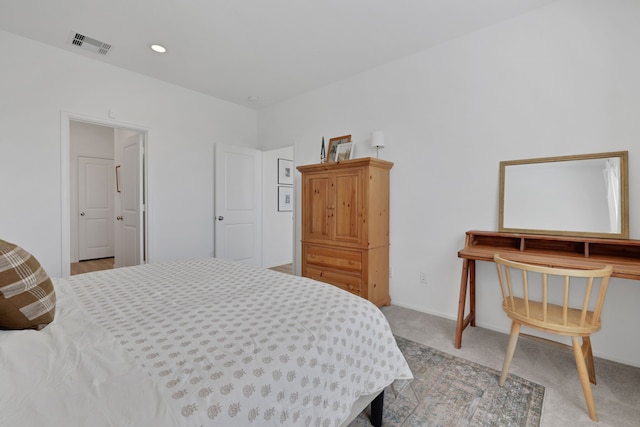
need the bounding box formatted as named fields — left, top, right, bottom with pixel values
left=455, top=230, right=640, bottom=349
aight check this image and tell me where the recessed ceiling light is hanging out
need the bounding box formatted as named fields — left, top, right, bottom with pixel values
left=247, top=96, right=259, bottom=102
left=150, top=44, right=166, bottom=53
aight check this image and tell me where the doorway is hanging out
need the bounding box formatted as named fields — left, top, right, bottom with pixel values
left=213, top=144, right=294, bottom=270
left=61, top=113, right=148, bottom=277
left=261, top=146, right=294, bottom=270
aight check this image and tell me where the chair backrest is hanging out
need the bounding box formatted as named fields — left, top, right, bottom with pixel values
left=494, top=254, right=613, bottom=337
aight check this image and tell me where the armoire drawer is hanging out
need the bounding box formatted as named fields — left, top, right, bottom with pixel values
left=303, top=266, right=362, bottom=295
left=304, top=245, right=362, bottom=272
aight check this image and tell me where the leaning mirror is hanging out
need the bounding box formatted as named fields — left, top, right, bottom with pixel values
left=499, top=151, right=629, bottom=239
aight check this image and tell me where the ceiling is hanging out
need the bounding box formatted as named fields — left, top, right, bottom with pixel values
left=0, top=0, right=558, bottom=109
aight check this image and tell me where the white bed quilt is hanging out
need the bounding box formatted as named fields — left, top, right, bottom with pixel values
left=1, top=258, right=412, bottom=426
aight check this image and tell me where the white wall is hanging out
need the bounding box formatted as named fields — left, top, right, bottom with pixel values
left=0, top=29, right=258, bottom=277
left=262, top=146, right=294, bottom=268
left=258, top=0, right=640, bottom=366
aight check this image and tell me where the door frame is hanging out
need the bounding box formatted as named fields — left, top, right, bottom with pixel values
left=61, top=111, right=149, bottom=277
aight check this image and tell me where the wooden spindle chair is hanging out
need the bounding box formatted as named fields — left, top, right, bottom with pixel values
left=493, top=254, right=613, bottom=422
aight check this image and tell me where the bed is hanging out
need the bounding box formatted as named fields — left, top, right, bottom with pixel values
left=0, top=256, right=412, bottom=426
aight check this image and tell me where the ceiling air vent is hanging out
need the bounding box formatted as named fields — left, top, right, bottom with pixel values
left=71, top=32, right=111, bottom=55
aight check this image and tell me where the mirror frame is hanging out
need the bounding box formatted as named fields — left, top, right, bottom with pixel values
left=499, top=151, right=629, bottom=239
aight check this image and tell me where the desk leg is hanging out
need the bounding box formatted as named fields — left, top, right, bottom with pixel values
left=454, top=259, right=476, bottom=349
left=469, top=260, right=476, bottom=327
left=455, top=259, right=469, bottom=349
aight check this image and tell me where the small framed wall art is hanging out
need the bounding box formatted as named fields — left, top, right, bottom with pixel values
left=278, top=158, right=293, bottom=185
left=327, top=135, right=351, bottom=162
left=278, top=186, right=293, bottom=211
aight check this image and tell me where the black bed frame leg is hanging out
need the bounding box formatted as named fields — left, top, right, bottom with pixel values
left=370, top=390, right=384, bottom=427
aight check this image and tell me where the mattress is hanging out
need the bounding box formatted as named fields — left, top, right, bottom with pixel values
left=0, top=258, right=412, bottom=426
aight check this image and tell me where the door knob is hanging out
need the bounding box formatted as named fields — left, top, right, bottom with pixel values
left=116, top=216, right=123, bottom=221
left=217, top=216, right=224, bottom=221
left=80, top=212, right=85, bottom=216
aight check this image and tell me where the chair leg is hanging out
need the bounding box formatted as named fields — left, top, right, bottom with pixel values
left=582, top=336, right=596, bottom=385
left=572, top=336, right=598, bottom=422
left=499, top=321, right=521, bottom=386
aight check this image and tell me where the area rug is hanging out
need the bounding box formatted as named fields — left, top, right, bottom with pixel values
left=349, top=336, right=544, bottom=426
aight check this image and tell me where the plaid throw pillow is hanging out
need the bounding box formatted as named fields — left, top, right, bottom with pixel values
left=0, top=240, right=56, bottom=330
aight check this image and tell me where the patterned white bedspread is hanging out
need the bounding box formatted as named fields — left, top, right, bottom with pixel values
left=0, top=258, right=412, bottom=426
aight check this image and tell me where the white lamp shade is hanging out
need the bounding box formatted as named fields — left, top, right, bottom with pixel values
left=371, top=131, right=385, bottom=148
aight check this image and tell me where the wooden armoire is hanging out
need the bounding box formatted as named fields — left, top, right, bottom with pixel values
left=297, top=157, right=393, bottom=307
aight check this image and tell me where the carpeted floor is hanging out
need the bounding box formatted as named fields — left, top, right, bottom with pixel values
left=350, top=336, right=544, bottom=426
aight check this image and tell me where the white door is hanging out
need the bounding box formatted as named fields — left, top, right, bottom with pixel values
left=115, top=133, right=144, bottom=267
left=78, top=156, right=114, bottom=260
left=214, top=144, right=262, bottom=266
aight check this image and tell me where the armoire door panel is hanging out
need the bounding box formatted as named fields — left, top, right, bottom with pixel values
left=304, top=175, right=331, bottom=240
left=334, top=172, right=361, bottom=243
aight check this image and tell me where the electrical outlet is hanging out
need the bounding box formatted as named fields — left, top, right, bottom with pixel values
left=420, top=272, right=428, bottom=284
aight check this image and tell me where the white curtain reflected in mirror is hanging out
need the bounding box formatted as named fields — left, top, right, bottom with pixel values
left=499, top=151, right=628, bottom=239
left=603, top=158, right=620, bottom=234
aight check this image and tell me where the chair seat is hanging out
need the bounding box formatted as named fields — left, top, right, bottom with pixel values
left=503, top=298, right=601, bottom=336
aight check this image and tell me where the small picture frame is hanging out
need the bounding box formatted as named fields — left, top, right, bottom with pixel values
left=278, top=158, right=293, bottom=185
left=335, top=143, right=355, bottom=162
left=278, top=186, right=293, bottom=211
left=327, top=135, right=351, bottom=162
